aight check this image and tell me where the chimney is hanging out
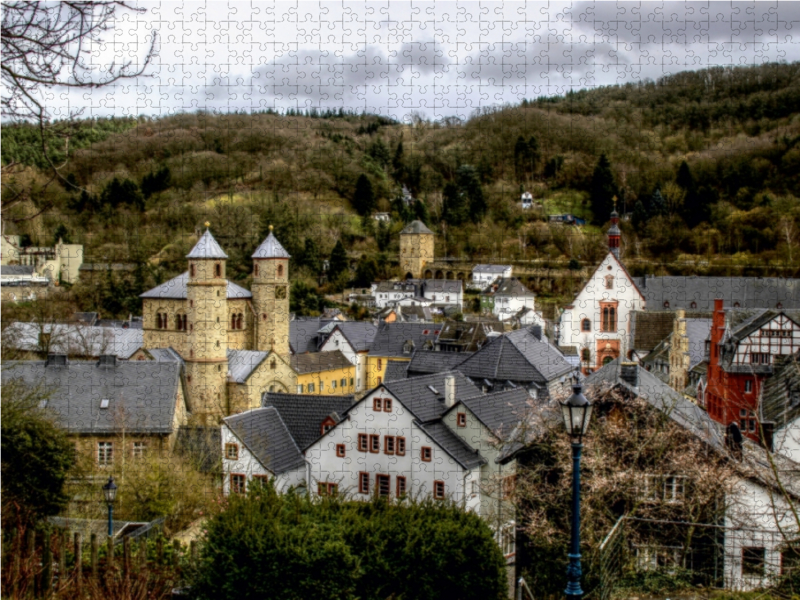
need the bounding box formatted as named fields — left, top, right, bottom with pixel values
left=444, top=374, right=456, bottom=409
left=620, top=361, right=639, bottom=387
left=530, top=325, right=542, bottom=341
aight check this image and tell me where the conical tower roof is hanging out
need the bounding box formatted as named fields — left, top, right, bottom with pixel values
left=186, top=228, right=228, bottom=259
left=400, top=220, right=434, bottom=235
left=252, top=226, right=291, bottom=258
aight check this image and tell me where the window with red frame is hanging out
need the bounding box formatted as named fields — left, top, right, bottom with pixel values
left=421, top=446, right=432, bottom=462
left=396, top=437, right=406, bottom=456
left=317, top=482, right=338, bottom=496
left=358, top=434, right=368, bottom=452
left=384, top=436, right=395, bottom=455
left=369, top=434, right=380, bottom=453
left=377, top=358, right=382, bottom=370
left=225, top=443, right=239, bottom=460
left=457, top=413, right=466, bottom=427
left=433, top=480, right=445, bottom=499
left=252, top=475, right=270, bottom=488
left=376, top=474, right=390, bottom=497
left=336, top=444, right=346, bottom=457
left=359, top=472, right=370, bottom=494
left=373, top=397, right=382, bottom=411
left=384, top=398, right=393, bottom=412
left=396, top=476, right=407, bottom=497
left=320, top=416, right=336, bottom=435
left=230, top=473, right=246, bottom=494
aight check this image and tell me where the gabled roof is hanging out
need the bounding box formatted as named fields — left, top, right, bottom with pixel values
left=2, top=361, right=183, bottom=435
left=482, top=277, right=535, bottom=297
left=369, top=322, right=441, bottom=358
left=457, top=327, right=573, bottom=384
left=635, top=276, right=800, bottom=310
left=727, top=309, right=800, bottom=343
left=400, top=220, right=434, bottom=235
left=227, top=349, right=270, bottom=383
left=148, top=347, right=185, bottom=364
left=458, top=388, right=532, bottom=442
left=262, top=392, right=355, bottom=450
left=384, top=360, right=409, bottom=381
left=415, top=420, right=486, bottom=470
left=289, top=318, right=325, bottom=354
left=290, top=350, right=352, bottom=374
left=186, top=229, right=228, bottom=259
left=761, top=351, right=800, bottom=430
left=251, top=231, right=290, bottom=259
left=139, top=272, right=252, bottom=299
left=380, top=371, right=481, bottom=423
left=319, top=322, right=379, bottom=352
left=407, top=350, right=469, bottom=375
left=224, top=408, right=305, bottom=475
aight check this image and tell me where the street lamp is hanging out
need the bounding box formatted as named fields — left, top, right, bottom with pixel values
left=102, top=476, right=117, bottom=537
left=560, top=383, right=593, bottom=600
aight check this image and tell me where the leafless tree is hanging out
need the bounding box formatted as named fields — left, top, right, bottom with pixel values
left=1, top=2, right=157, bottom=222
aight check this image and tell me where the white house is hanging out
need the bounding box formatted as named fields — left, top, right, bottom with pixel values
left=481, top=278, right=537, bottom=322
left=372, top=281, right=417, bottom=309
left=520, top=192, right=533, bottom=209
left=419, top=279, right=462, bottom=310
left=373, top=279, right=462, bottom=311
left=471, top=264, right=512, bottom=289
left=559, top=210, right=645, bottom=371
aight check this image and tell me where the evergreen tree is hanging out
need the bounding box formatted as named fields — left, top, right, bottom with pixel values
left=392, top=141, right=404, bottom=173
left=352, top=174, right=376, bottom=216
left=328, top=240, right=349, bottom=280
left=442, top=182, right=467, bottom=226
left=514, top=136, right=528, bottom=180
left=414, top=199, right=430, bottom=225
left=52, top=223, right=70, bottom=245
left=632, top=199, right=649, bottom=230
left=590, top=153, right=617, bottom=224
left=301, top=237, right=321, bottom=273
left=676, top=161, right=705, bottom=228
left=456, top=165, right=486, bottom=223
left=528, top=136, right=540, bottom=174
left=100, top=177, right=144, bottom=211
left=375, top=221, right=391, bottom=252
left=650, top=187, right=667, bottom=217
left=354, top=255, right=378, bottom=287
left=141, top=165, right=171, bottom=199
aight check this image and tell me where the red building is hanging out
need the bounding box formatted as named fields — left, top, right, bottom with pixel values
left=705, top=299, right=800, bottom=442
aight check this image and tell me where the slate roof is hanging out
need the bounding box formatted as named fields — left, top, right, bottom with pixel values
left=726, top=309, right=800, bottom=343
left=457, top=327, right=573, bottom=384
left=1, top=265, right=35, bottom=276
left=374, top=281, right=417, bottom=294
left=383, top=360, right=409, bottom=381
left=3, top=322, right=143, bottom=359
left=377, top=305, right=434, bottom=323
left=400, top=220, right=434, bottom=235
left=262, top=392, right=355, bottom=450
left=186, top=229, right=228, bottom=259
left=380, top=371, right=481, bottom=423
left=139, top=272, right=252, bottom=299
left=685, top=318, right=712, bottom=369
left=319, top=321, right=379, bottom=352
left=148, top=347, right=185, bottom=363
left=1, top=361, right=183, bottom=435
left=407, top=350, right=469, bottom=375
left=459, top=388, right=532, bottom=441
left=290, top=350, right=353, bottom=374
left=369, top=322, right=441, bottom=358
left=473, top=264, right=511, bottom=274
left=289, top=318, right=325, bottom=353
left=224, top=408, right=305, bottom=475
left=251, top=231, right=290, bottom=259
left=415, top=420, right=486, bottom=470
left=437, top=320, right=504, bottom=352
left=482, top=277, right=535, bottom=297
left=227, top=349, right=270, bottom=383
left=761, top=351, right=800, bottom=430
left=421, top=279, right=462, bottom=294
left=635, top=276, right=800, bottom=310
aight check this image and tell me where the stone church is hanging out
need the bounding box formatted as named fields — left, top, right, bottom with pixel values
left=138, top=225, right=297, bottom=423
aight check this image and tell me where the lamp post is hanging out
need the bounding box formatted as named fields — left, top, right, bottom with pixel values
left=560, top=383, right=593, bottom=600
left=102, top=476, right=117, bottom=537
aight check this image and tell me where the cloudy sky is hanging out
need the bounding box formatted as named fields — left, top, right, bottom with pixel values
left=51, top=1, right=800, bottom=122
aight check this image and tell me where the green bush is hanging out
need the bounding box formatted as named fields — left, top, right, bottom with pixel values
left=189, top=484, right=507, bottom=600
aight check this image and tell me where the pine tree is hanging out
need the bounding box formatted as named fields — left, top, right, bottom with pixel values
left=650, top=187, right=667, bottom=217
left=632, top=200, right=648, bottom=230
left=328, top=240, right=349, bottom=280
left=456, top=165, right=486, bottom=223
left=352, top=174, right=375, bottom=216
left=514, top=136, right=528, bottom=180
left=442, top=182, right=466, bottom=226
left=528, top=136, right=540, bottom=175
left=392, top=141, right=404, bottom=174
left=590, top=154, right=617, bottom=224
left=301, top=238, right=321, bottom=273
left=414, top=199, right=430, bottom=225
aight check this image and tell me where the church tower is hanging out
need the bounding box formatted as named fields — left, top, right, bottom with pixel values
left=251, top=226, right=291, bottom=356
left=607, top=197, right=621, bottom=259
left=185, top=225, right=230, bottom=423
left=399, top=220, right=434, bottom=279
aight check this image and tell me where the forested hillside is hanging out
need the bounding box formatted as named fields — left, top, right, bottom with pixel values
left=3, top=62, right=799, bottom=316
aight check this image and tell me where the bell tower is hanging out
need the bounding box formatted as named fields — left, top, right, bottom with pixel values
left=607, top=196, right=621, bottom=259
left=399, top=220, right=434, bottom=279
left=185, top=224, right=230, bottom=423
left=251, top=225, right=291, bottom=356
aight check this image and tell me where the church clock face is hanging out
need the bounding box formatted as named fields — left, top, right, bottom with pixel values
left=275, top=286, right=287, bottom=299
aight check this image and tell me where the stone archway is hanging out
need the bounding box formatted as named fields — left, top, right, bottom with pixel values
left=435, top=270, right=444, bottom=280
left=424, top=269, right=433, bottom=279
left=405, top=272, right=414, bottom=280
left=446, top=271, right=454, bottom=280
left=265, top=380, right=289, bottom=394
left=595, top=340, right=620, bottom=370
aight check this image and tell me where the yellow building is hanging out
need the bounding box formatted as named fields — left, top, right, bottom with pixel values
left=291, top=351, right=356, bottom=396
left=399, top=220, right=434, bottom=279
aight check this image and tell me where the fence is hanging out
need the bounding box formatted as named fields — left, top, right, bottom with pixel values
left=1, top=525, right=198, bottom=599
left=596, top=516, right=799, bottom=599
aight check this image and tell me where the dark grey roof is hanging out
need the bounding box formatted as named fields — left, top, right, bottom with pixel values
left=148, top=347, right=185, bottom=363
left=290, top=350, right=352, bottom=374
left=262, top=392, right=355, bottom=450
left=635, top=276, right=800, bottom=310
left=761, top=351, right=800, bottom=430
left=289, top=318, right=325, bottom=353
left=381, top=371, right=481, bottom=423
left=139, top=272, right=251, bottom=299
left=224, top=408, right=305, bottom=475
left=685, top=318, right=712, bottom=369
left=457, top=327, right=573, bottom=384
left=374, top=281, right=417, bottom=294
left=400, top=220, right=434, bottom=235
left=415, top=420, right=486, bottom=470
left=384, top=360, right=409, bottom=381
left=482, top=277, right=535, bottom=297
left=407, top=350, right=469, bottom=375
left=318, top=321, right=379, bottom=352
left=227, top=349, right=270, bottom=383
left=251, top=231, right=290, bottom=259
left=1, top=361, right=183, bottom=435
left=369, top=323, right=441, bottom=357
left=421, top=279, right=462, bottom=294
left=1, top=265, right=35, bottom=275
left=458, top=388, right=532, bottom=441
left=186, top=229, right=228, bottom=259
left=473, top=264, right=511, bottom=274
left=174, top=426, right=222, bottom=473
left=437, top=320, right=503, bottom=352
left=727, top=309, right=800, bottom=343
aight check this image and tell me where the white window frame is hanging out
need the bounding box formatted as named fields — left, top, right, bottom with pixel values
left=98, top=441, right=113, bottom=466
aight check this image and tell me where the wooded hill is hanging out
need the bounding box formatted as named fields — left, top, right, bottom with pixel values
left=3, top=62, right=800, bottom=316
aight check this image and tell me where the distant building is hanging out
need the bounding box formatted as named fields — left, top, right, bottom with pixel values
left=480, top=277, right=540, bottom=324
left=1, top=235, right=83, bottom=284
left=372, top=279, right=462, bottom=311
left=520, top=191, right=533, bottom=209
left=471, top=264, right=512, bottom=289
left=547, top=214, right=586, bottom=226
left=399, top=220, right=434, bottom=280
left=372, top=212, right=391, bottom=222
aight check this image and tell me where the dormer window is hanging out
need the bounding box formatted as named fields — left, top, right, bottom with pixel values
left=320, top=416, right=337, bottom=435
left=663, top=301, right=670, bottom=309
left=100, top=398, right=110, bottom=409
left=403, top=340, right=414, bottom=354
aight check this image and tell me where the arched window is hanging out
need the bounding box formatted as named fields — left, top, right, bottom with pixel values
left=277, top=264, right=283, bottom=277
left=254, top=264, right=259, bottom=277
left=602, top=306, right=617, bottom=332
left=270, top=360, right=276, bottom=370
left=734, top=302, right=741, bottom=308
left=237, top=313, right=243, bottom=329
left=214, top=263, right=221, bottom=277
left=182, top=315, right=188, bottom=331
left=231, top=314, right=237, bottom=329
left=176, top=315, right=183, bottom=330
left=581, top=318, right=591, bottom=332
left=216, top=340, right=220, bottom=348
left=663, top=301, right=670, bottom=309
left=190, top=264, right=195, bottom=278
left=777, top=302, right=783, bottom=309
left=605, top=275, right=614, bottom=289
left=262, top=313, right=267, bottom=321
left=690, top=301, right=697, bottom=309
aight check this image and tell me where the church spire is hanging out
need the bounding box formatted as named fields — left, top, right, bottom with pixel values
left=607, top=196, right=621, bottom=258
